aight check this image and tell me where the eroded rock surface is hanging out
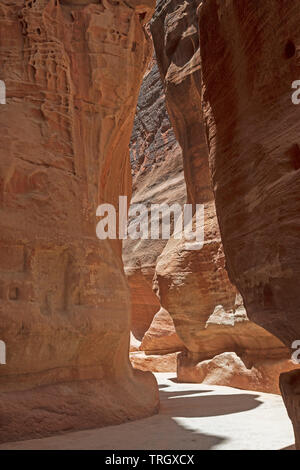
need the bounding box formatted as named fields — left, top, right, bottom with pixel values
left=198, top=0, right=300, bottom=441
left=130, top=351, right=177, bottom=373
left=123, top=55, right=186, bottom=344
left=141, top=307, right=184, bottom=355
left=280, top=370, right=300, bottom=449
left=179, top=352, right=295, bottom=395
left=149, top=0, right=298, bottom=394
left=199, top=0, right=300, bottom=351
left=151, top=0, right=239, bottom=373
left=0, top=0, right=158, bottom=443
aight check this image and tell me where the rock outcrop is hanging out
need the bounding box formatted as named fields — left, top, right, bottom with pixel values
left=130, top=351, right=178, bottom=373
left=123, top=55, right=186, bottom=344
left=280, top=370, right=300, bottom=449
left=141, top=307, right=184, bottom=355
left=151, top=0, right=240, bottom=377
left=198, top=0, right=300, bottom=443
left=177, top=296, right=294, bottom=394
left=181, top=351, right=295, bottom=395
left=130, top=305, right=183, bottom=373
left=0, top=0, right=159, bottom=443
left=199, top=0, right=300, bottom=350
left=150, top=0, right=298, bottom=394
left=127, top=269, right=160, bottom=343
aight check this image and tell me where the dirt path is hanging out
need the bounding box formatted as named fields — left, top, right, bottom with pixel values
left=0, top=373, right=295, bottom=450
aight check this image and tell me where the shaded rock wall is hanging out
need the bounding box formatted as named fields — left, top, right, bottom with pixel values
left=199, top=0, right=300, bottom=351
left=150, top=0, right=239, bottom=371
left=123, top=55, right=186, bottom=343
left=150, top=0, right=297, bottom=393
left=0, top=0, right=158, bottom=443
left=198, top=0, right=300, bottom=442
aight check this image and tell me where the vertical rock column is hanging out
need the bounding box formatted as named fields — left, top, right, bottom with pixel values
left=151, top=0, right=238, bottom=380
left=199, top=0, right=300, bottom=445
left=0, top=0, right=158, bottom=443
left=124, top=56, right=185, bottom=343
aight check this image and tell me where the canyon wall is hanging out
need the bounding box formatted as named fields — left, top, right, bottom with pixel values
left=124, top=55, right=186, bottom=371
left=150, top=0, right=242, bottom=379
left=199, top=0, right=300, bottom=350
left=149, top=0, right=296, bottom=393
left=198, top=0, right=300, bottom=443
left=123, top=55, right=186, bottom=345
left=0, top=0, right=158, bottom=443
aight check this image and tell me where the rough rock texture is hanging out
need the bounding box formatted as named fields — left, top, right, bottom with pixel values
left=127, top=269, right=160, bottom=343
left=149, top=0, right=299, bottom=394
left=199, top=0, right=300, bottom=351
left=174, top=294, right=295, bottom=394
left=140, top=307, right=184, bottom=355
left=280, top=370, right=300, bottom=449
left=179, top=352, right=295, bottom=395
left=198, top=0, right=300, bottom=442
left=123, top=55, right=186, bottom=343
left=151, top=0, right=239, bottom=372
left=130, top=351, right=177, bottom=373
left=0, top=0, right=159, bottom=443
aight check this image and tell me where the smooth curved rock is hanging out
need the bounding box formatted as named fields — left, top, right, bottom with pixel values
left=199, top=0, right=300, bottom=444
left=127, top=269, right=160, bottom=342
left=179, top=351, right=296, bottom=395
left=151, top=0, right=239, bottom=364
left=175, top=294, right=295, bottom=393
left=140, top=307, right=185, bottom=355
left=150, top=0, right=299, bottom=395
left=199, top=0, right=300, bottom=349
left=0, top=0, right=158, bottom=443
left=124, top=55, right=186, bottom=341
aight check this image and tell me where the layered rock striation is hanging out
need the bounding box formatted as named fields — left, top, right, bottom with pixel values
left=150, top=0, right=298, bottom=393
left=198, top=0, right=300, bottom=442
left=0, top=0, right=158, bottom=443
left=123, top=55, right=186, bottom=343
left=151, top=0, right=239, bottom=379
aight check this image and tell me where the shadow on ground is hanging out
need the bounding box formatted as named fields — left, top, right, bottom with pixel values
left=0, top=374, right=293, bottom=450
left=160, top=388, right=262, bottom=417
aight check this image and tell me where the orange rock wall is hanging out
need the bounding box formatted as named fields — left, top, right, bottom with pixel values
left=199, top=0, right=300, bottom=443
left=151, top=0, right=238, bottom=368
left=150, top=0, right=298, bottom=394
left=0, top=0, right=158, bottom=443
left=124, top=55, right=186, bottom=343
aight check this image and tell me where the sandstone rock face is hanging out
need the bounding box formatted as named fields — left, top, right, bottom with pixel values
left=150, top=0, right=299, bottom=394
left=0, top=0, right=159, bottom=443
left=198, top=0, right=300, bottom=442
left=123, top=56, right=186, bottom=343
left=140, top=307, right=184, bottom=355
left=199, top=0, right=300, bottom=351
left=130, top=351, right=177, bottom=373
left=280, top=370, right=300, bottom=449
left=179, top=352, right=295, bottom=395
left=174, top=294, right=295, bottom=394
left=176, top=295, right=288, bottom=361
left=127, top=269, right=160, bottom=342
left=151, top=0, right=239, bottom=368
left=130, top=332, right=141, bottom=352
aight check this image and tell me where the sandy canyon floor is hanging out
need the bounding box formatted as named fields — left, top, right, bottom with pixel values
left=0, top=373, right=295, bottom=451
